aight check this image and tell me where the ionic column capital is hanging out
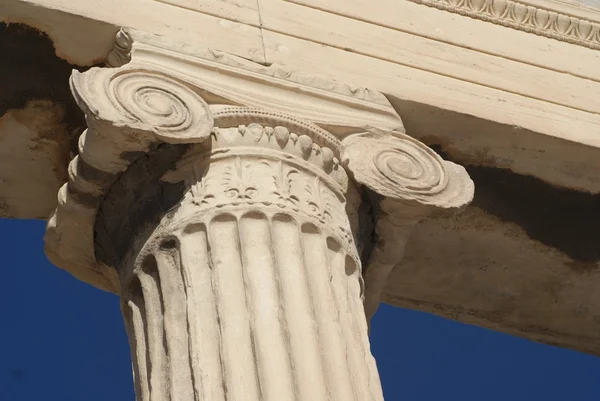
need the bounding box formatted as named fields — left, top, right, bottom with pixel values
left=44, top=28, right=404, bottom=293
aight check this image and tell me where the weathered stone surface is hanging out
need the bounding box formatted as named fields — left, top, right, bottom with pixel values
left=0, top=101, right=69, bottom=218
left=383, top=165, right=600, bottom=355
left=341, top=129, right=474, bottom=320
left=0, top=23, right=85, bottom=218
left=4, top=0, right=600, bottom=156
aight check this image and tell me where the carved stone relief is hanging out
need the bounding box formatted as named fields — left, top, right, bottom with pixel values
left=341, top=130, right=474, bottom=320
left=410, top=0, right=600, bottom=49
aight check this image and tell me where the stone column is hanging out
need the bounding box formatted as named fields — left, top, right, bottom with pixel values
left=115, top=110, right=383, bottom=401
left=43, top=28, right=473, bottom=401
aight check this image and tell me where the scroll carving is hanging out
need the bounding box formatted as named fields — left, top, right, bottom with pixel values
left=71, top=68, right=214, bottom=144
left=342, top=129, right=473, bottom=209
left=342, top=129, right=474, bottom=320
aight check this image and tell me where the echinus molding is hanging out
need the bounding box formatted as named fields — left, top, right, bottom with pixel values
left=409, top=0, right=600, bottom=49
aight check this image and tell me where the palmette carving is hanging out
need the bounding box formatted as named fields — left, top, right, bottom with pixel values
left=183, top=154, right=349, bottom=233
left=165, top=122, right=354, bottom=247
left=269, top=160, right=300, bottom=207
left=306, top=177, right=334, bottom=224
left=223, top=156, right=259, bottom=201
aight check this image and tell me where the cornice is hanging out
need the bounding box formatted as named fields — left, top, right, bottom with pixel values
left=409, top=0, right=600, bottom=49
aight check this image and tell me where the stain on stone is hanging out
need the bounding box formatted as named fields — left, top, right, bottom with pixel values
left=120, top=149, right=155, bottom=163
left=66, top=184, right=101, bottom=209
left=428, top=144, right=451, bottom=160
left=0, top=199, right=8, bottom=217
left=357, top=188, right=381, bottom=271
left=0, top=23, right=87, bottom=154
left=160, top=238, right=178, bottom=250
left=384, top=293, right=599, bottom=355
left=76, top=158, right=120, bottom=188
left=429, top=143, right=600, bottom=266
left=567, top=260, right=598, bottom=274
left=94, top=143, right=190, bottom=269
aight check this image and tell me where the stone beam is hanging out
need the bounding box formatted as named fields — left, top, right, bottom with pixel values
left=4, top=0, right=600, bottom=179
left=44, top=29, right=473, bottom=400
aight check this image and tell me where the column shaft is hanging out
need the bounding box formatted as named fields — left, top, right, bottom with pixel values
left=122, top=212, right=383, bottom=401
left=120, top=122, right=384, bottom=401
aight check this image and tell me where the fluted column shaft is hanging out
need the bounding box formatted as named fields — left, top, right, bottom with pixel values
left=120, top=119, right=384, bottom=401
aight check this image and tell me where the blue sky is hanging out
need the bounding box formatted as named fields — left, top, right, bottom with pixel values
left=1, top=218, right=599, bottom=401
